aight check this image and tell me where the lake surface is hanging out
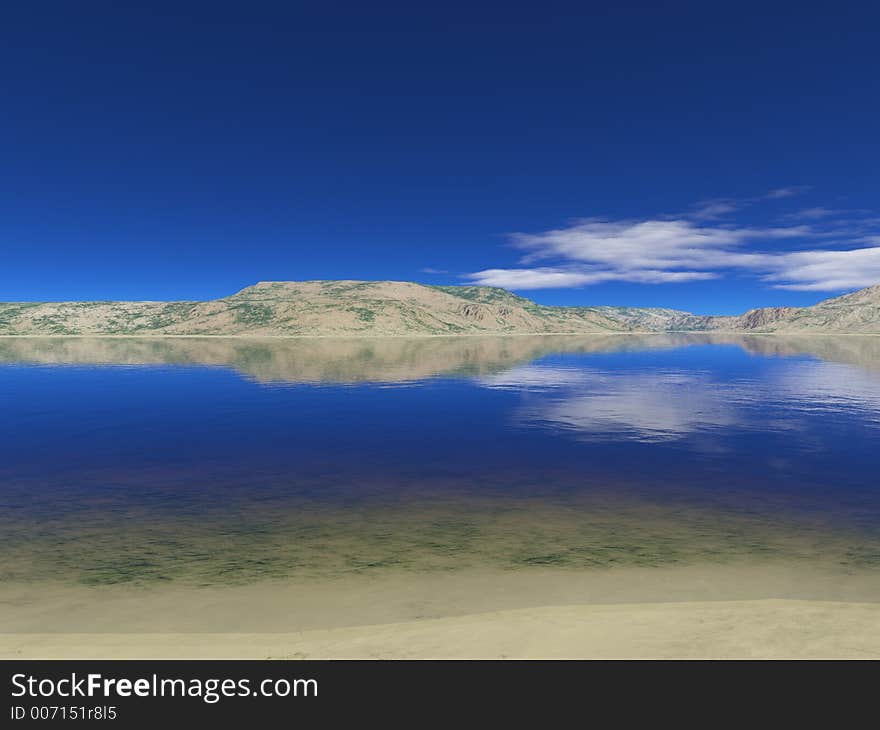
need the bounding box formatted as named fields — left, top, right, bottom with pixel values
left=2, top=334, right=880, bottom=643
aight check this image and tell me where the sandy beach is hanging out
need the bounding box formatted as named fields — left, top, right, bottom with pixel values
left=266, top=599, right=880, bottom=659
left=3, top=565, right=879, bottom=659
left=4, top=599, right=880, bottom=659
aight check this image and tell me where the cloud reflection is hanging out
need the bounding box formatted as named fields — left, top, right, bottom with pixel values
left=480, top=367, right=737, bottom=441
left=2, top=335, right=879, bottom=440
left=478, top=359, right=880, bottom=441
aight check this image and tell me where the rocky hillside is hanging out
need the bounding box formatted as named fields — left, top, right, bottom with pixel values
left=0, top=280, right=877, bottom=336
left=731, top=284, right=880, bottom=333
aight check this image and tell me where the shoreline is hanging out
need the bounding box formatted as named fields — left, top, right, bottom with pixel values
left=5, top=599, right=880, bottom=659
left=4, top=564, right=880, bottom=659
left=1, top=332, right=879, bottom=339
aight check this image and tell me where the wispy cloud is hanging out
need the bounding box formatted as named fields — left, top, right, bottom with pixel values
left=781, top=207, right=840, bottom=221
left=466, top=193, right=880, bottom=292
left=765, top=186, right=811, bottom=199
left=689, top=198, right=741, bottom=220
left=688, top=188, right=810, bottom=221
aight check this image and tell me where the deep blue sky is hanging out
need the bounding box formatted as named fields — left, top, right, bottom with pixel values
left=2, top=2, right=878, bottom=314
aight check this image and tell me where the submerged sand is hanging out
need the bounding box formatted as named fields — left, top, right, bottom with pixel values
left=4, top=480, right=879, bottom=659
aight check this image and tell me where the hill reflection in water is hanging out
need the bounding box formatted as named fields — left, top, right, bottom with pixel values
left=3, top=333, right=880, bottom=383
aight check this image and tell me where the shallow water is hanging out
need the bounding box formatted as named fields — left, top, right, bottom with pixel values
left=1, top=334, right=879, bottom=599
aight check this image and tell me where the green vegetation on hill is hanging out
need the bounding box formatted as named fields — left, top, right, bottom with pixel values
left=1, top=281, right=878, bottom=336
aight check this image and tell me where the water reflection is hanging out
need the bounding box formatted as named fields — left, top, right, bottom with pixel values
left=478, top=358, right=880, bottom=441
left=2, top=333, right=880, bottom=381
left=0, top=335, right=623, bottom=383
left=2, top=333, right=879, bottom=592
left=481, top=367, right=738, bottom=441
left=5, top=334, right=877, bottom=444
left=774, top=360, right=880, bottom=417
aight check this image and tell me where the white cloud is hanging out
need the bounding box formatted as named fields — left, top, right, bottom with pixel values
left=469, top=266, right=717, bottom=290
left=470, top=268, right=599, bottom=289
left=762, top=246, right=880, bottom=291
left=466, top=207, right=880, bottom=292
left=514, top=219, right=804, bottom=270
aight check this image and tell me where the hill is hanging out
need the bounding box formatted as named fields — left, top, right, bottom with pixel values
left=0, top=280, right=878, bottom=336
left=0, top=280, right=703, bottom=336
left=730, top=284, right=880, bottom=333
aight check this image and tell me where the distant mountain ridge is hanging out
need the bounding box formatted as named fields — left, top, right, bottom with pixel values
left=1, top=280, right=879, bottom=336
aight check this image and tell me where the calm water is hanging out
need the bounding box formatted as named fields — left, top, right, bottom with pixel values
left=2, top=334, right=880, bottom=589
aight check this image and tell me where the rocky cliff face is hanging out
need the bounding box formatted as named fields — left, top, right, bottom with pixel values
left=734, top=307, right=800, bottom=330
left=1, top=280, right=878, bottom=336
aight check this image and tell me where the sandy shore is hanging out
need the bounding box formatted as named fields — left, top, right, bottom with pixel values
left=3, top=565, right=880, bottom=659
left=4, top=599, right=880, bottom=659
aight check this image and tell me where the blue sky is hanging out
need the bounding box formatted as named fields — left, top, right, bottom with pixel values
left=2, top=2, right=878, bottom=314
